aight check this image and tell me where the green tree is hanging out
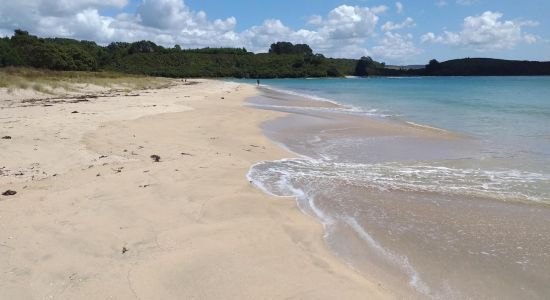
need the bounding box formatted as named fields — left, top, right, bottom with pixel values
left=354, top=56, right=375, bottom=76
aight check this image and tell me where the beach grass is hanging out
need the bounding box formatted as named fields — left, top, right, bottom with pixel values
left=0, top=67, right=172, bottom=95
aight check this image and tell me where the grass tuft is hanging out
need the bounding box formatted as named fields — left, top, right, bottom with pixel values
left=0, top=67, right=172, bottom=95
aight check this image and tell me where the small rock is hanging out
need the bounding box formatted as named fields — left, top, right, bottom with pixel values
left=71, top=111, right=79, bottom=114
left=1, top=136, right=11, bottom=139
left=150, top=155, right=161, bottom=162
left=2, top=190, right=17, bottom=196
left=122, top=247, right=129, bottom=254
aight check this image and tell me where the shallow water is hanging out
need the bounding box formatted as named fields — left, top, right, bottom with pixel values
left=242, top=78, right=550, bottom=298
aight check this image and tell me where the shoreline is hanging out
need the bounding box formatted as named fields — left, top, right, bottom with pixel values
left=245, top=83, right=550, bottom=299
left=0, top=79, right=391, bottom=299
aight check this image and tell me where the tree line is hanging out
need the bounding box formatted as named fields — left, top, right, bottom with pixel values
left=0, top=31, right=358, bottom=78
left=1, top=30, right=549, bottom=78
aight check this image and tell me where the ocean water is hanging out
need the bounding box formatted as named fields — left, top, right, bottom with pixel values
left=238, top=77, right=550, bottom=299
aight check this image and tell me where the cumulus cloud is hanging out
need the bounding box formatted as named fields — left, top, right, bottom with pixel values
left=0, top=0, right=423, bottom=60
left=421, top=11, right=539, bottom=51
left=372, top=32, right=421, bottom=61
left=382, top=17, right=415, bottom=31
left=395, top=2, right=404, bottom=13
left=243, top=5, right=387, bottom=57
left=313, top=5, right=383, bottom=40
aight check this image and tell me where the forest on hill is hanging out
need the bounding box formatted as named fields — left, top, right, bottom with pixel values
left=419, top=58, right=550, bottom=76
left=0, top=30, right=359, bottom=78
left=1, top=30, right=549, bottom=78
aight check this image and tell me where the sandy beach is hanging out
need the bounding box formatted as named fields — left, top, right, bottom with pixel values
left=0, top=79, right=391, bottom=299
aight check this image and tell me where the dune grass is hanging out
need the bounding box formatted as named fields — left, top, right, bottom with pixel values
left=0, top=67, right=172, bottom=95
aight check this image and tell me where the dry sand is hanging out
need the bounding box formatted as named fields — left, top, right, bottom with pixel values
left=0, top=79, right=392, bottom=299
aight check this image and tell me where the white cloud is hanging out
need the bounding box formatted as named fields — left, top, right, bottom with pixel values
left=371, top=6, right=389, bottom=14
left=307, top=15, right=323, bottom=26
left=245, top=5, right=386, bottom=57
left=395, top=2, right=404, bottom=14
left=420, top=11, right=539, bottom=51
left=372, top=32, right=421, bottom=62
left=382, top=17, right=415, bottom=31
left=241, top=19, right=307, bottom=51
left=319, top=5, right=382, bottom=40
left=0, top=0, right=419, bottom=60
left=73, top=9, right=115, bottom=41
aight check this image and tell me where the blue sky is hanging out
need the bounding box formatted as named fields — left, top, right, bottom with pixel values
left=1, top=0, right=548, bottom=64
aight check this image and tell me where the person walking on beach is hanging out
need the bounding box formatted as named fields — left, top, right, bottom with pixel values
left=257, top=79, right=260, bottom=86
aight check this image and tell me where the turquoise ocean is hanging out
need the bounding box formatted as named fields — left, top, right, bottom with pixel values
left=246, top=77, right=550, bottom=201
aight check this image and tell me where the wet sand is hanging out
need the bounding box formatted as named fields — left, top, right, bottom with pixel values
left=247, top=89, right=550, bottom=299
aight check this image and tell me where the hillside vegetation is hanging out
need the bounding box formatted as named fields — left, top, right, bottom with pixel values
left=0, top=30, right=357, bottom=78
left=2, top=30, right=549, bottom=78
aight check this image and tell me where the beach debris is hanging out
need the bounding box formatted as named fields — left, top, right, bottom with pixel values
left=99, top=155, right=108, bottom=159
left=2, top=190, right=17, bottom=196
left=150, top=154, right=161, bottom=162
left=122, top=246, right=129, bottom=254
left=96, top=173, right=101, bottom=177
left=181, top=152, right=193, bottom=156
left=71, top=111, right=79, bottom=114
left=249, top=144, right=266, bottom=150
left=220, top=97, right=225, bottom=99
left=139, top=184, right=150, bottom=188
left=1, top=136, right=11, bottom=139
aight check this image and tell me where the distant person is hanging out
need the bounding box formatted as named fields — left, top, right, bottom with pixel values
left=257, top=79, right=260, bottom=86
